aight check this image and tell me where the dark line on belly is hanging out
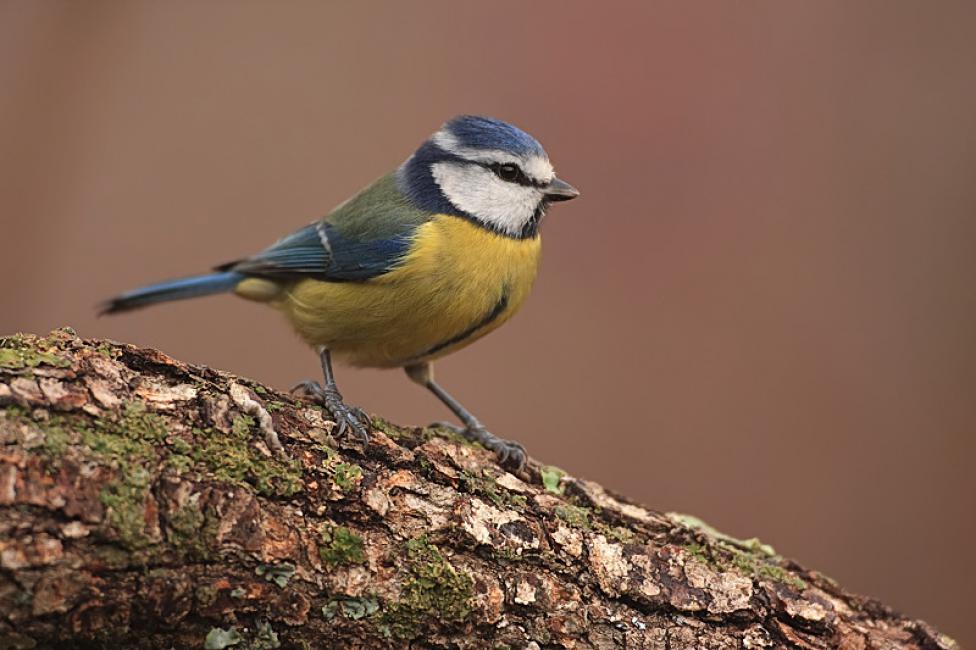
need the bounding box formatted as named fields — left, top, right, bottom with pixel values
left=413, top=290, right=510, bottom=361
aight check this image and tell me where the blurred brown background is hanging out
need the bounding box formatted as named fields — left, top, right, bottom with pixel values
left=2, top=1, right=974, bottom=642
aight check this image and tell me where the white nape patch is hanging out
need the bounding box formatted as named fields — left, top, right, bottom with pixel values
left=432, top=161, right=543, bottom=236
left=433, top=129, right=555, bottom=185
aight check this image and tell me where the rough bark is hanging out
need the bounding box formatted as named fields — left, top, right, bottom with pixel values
left=0, top=329, right=957, bottom=650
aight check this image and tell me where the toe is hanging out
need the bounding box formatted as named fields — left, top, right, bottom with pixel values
left=352, top=407, right=371, bottom=426
left=352, top=421, right=371, bottom=443
left=291, top=380, right=324, bottom=399
left=499, top=441, right=527, bottom=470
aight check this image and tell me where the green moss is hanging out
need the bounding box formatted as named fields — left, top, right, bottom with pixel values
left=311, top=440, right=363, bottom=495
left=55, top=398, right=301, bottom=499
left=459, top=469, right=528, bottom=510
left=72, top=402, right=168, bottom=550
left=599, top=524, right=637, bottom=544
left=11, top=396, right=302, bottom=548
left=165, top=454, right=193, bottom=473
left=540, top=466, right=566, bottom=495
left=40, top=424, right=71, bottom=456
left=231, top=414, right=253, bottom=437
left=381, top=536, right=474, bottom=639
left=369, top=416, right=405, bottom=439
left=729, top=549, right=806, bottom=590
left=91, top=544, right=132, bottom=569
left=331, top=462, right=362, bottom=493
left=373, top=417, right=480, bottom=450
left=429, top=424, right=480, bottom=448
left=94, top=342, right=119, bottom=359
left=19, top=398, right=298, bottom=551
left=671, top=512, right=804, bottom=588
left=3, top=407, right=72, bottom=457
left=83, top=401, right=168, bottom=449
left=0, top=333, right=70, bottom=370
left=555, top=504, right=591, bottom=529
left=319, top=524, right=366, bottom=567
left=99, top=465, right=153, bottom=549
left=682, top=542, right=806, bottom=591
left=166, top=495, right=217, bottom=560
left=191, top=419, right=303, bottom=498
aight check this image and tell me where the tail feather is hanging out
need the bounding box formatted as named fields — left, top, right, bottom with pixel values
left=100, top=271, right=244, bottom=314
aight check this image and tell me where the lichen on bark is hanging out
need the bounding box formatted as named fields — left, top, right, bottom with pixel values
left=0, top=329, right=959, bottom=649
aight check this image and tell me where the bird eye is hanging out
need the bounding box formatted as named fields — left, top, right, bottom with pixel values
left=495, top=163, right=520, bottom=183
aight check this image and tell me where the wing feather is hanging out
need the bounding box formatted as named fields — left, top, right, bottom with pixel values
left=216, top=173, right=432, bottom=282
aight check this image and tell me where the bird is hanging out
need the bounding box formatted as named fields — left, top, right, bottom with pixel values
left=101, top=115, right=579, bottom=469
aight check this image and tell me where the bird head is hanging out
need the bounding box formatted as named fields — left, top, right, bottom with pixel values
left=397, top=115, right=579, bottom=238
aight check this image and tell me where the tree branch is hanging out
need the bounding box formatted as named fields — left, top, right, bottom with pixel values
left=0, top=329, right=957, bottom=649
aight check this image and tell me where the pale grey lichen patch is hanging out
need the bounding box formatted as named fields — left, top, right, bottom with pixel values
left=577, top=479, right=657, bottom=525
left=514, top=578, right=537, bottom=605
left=504, top=570, right=583, bottom=620
left=469, top=570, right=505, bottom=624
left=362, top=486, right=391, bottom=517
left=460, top=498, right=524, bottom=549
left=86, top=377, right=121, bottom=409
left=366, top=470, right=456, bottom=538
left=785, top=597, right=828, bottom=622
left=494, top=471, right=530, bottom=494
left=10, top=378, right=44, bottom=403
left=0, top=464, right=16, bottom=503
left=587, top=534, right=630, bottom=597
left=229, top=382, right=283, bottom=455
left=628, top=553, right=663, bottom=599
left=551, top=522, right=583, bottom=557
left=401, top=493, right=451, bottom=532
left=134, top=379, right=198, bottom=408
left=704, top=568, right=753, bottom=614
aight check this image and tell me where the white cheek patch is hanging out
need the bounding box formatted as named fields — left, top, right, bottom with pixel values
left=431, top=162, right=542, bottom=236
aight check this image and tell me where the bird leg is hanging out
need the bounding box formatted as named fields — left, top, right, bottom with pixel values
left=405, top=362, right=527, bottom=470
left=292, top=348, right=370, bottom=443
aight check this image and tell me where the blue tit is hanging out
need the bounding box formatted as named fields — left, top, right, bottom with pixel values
left=102, top=115, right=579, bottom=468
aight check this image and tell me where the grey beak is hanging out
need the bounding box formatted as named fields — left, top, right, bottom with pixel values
left=544, top=177, right=579, bottom=202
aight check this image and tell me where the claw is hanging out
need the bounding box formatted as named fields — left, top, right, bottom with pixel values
left=291, top=380, right=370, bottom=444
left=428, top=421, right=527, bottom=470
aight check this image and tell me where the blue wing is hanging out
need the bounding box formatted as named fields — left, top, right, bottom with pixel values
left=218, top=221, right=414, bottom=282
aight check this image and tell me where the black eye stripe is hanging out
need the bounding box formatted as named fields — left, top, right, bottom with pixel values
left=481, top=162, right=547, bottom=188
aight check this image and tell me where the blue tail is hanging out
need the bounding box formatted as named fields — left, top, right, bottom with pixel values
left=100, top=271, right=244, bottom=314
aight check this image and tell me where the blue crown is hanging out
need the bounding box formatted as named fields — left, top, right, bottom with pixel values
left=444, top=115, right=546, bottom=158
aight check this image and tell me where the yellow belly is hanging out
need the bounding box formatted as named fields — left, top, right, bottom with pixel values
left=257, top=215, right=541, bottom=368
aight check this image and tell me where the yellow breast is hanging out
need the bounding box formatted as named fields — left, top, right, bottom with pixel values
left=276, top=215, right=541, bottom=368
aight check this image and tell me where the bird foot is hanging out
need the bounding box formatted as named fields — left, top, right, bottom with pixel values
left=430, top=421, right=527, bottom=470
left=292, top=380, right=370, bottom=443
